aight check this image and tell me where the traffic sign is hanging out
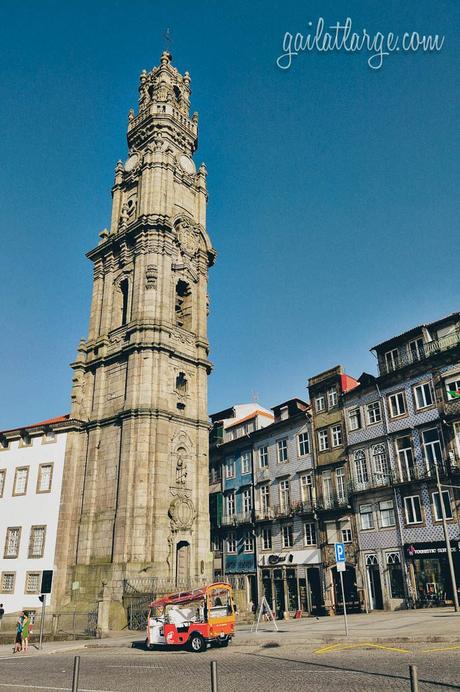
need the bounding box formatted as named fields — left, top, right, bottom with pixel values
left=335, top=542, right=345, bottom=563
left=337, top=561, right=346, bottom=572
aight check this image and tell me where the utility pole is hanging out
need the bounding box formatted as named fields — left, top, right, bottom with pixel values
left=434, top=460, right=459, bottom=612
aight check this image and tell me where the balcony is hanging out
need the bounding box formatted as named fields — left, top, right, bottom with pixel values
left=391, top=461, right=449, bottom=485
left=316, top=492, right=349, bottom=511
left=255, top=500, right=315, bottom=521
left=221, top=511, right=252, bottom=526
left=378, top=330, right=460, bottom=376
left=349, top=473, right=392, bottom=494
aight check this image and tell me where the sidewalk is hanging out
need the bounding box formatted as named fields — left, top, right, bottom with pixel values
left=0, top=608, right=458, bottom=658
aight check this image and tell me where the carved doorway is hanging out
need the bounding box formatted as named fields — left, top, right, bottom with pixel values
left=176, top=540, right=190, bottom=587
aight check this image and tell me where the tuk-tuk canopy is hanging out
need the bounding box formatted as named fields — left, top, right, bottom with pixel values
left=149, top=582, right=231, bottom=609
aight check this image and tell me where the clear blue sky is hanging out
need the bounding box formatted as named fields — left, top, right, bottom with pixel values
left=1, top=0, right=459, bottom=428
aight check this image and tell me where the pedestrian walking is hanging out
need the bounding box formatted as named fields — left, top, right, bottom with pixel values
left=0, top=603, right=4, bottom=632
left=13, top=613, right=23, bottom=653
left=21, top=612, right=30, bottom=652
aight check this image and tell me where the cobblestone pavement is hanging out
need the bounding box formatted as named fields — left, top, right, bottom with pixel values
left=0, top=643, right=458, bottom=692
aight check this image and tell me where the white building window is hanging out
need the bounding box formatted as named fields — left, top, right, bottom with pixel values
left=327, top=387, right=338, bottom=408
left=300, top=473, right=313, bottom=504
left=242, top=488, right=252, bottom=514
left=340, top=520, right=352, bottom=543
left=243, top=533, right=254, bottom=553
left=262, top=527, right=272, bottom=550
left=379, top=499, right=395, bottom=527
left=318, top=429, right=329, bottom=451
left=241, top=451, right=251, bottom=475
left=354, top=450, right=369, bottom=486
left=260, top=484, right=270, bottom=513
left=304, top=522, right=316, bottom=546
left=404, top=496, right=423, bottom=524
left=226, top=532, right=236, bottom=553
left=360, top=503, right=374, bottom=530
left=225, top=458, right=235, bottom=479
left=282, top=524, right=294, bottom=548
left=315, top=395, right=325, bottom=412
left=336, top=467, right=346, bottom=503
left=298, top=432, right=310, bottom=456
left=37, top=464, right=53, bottom=493
left=226, top=492, right=235, bottom=516
left=322, top=472, right=333, bottom=508
left=331, top=424, right=342, bottom=448
left=408, top=337, right=424, bottom=362
left=259, top=446, right=268, bottom=468
left=388, top=392, right=407, bottom=418
left=0, top=469, right=5, bottom=498
left=29, top=526, right=46, bottom=558
left=432, top=491, right=453, bottom=521
left=4, top=527, right=21, bottom=558
left=0, top=572, right=15, bottom=593
left=277, top=439, right=288, bottom=463
left=454, top=422, right=460, bottom=458
left=25, top=572, right=41, bottom=594
left=445, top=377, right=460, bottom=400
left=13, top=467, right=29, bottom=496
left=279, top=479, right=290, bottom=512
left=422, top=428, right=443, bottom=470
left=396, top=436, right=415, bottom=481
left=348, top=408, right=361, bottom=431
left=325, top=521, right=337, bottom=544
left=414, top=382, right=434, bottom=410
left=366, top=401, right=381, bottom=425
left=372, top=444, right=389, bottom=480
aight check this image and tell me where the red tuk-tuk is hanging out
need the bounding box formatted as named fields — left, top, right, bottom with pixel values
left=146, top=582, right=235, bottom=653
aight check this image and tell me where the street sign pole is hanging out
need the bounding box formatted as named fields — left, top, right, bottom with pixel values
left=339, top=569, right=349, bottom=637
left=39, top=594, right=46, bottom=650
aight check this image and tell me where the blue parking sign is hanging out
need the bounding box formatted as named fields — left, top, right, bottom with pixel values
left=335, top=542, right=345, bottom=563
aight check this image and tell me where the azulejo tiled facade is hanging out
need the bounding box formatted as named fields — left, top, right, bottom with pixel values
left=210, top=314, right=460, bottom=615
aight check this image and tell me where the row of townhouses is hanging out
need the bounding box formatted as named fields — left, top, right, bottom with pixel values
left=209, top=313, right=460, bottom=617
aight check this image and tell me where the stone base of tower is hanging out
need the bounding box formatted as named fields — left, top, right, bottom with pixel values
left=58, top=556, right=213, bottom=632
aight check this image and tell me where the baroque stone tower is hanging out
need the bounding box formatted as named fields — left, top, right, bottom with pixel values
left=54, top=52, right=215, bottom=621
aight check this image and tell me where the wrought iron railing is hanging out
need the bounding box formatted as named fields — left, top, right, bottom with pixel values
left=221, top=511, right=252, bottom=526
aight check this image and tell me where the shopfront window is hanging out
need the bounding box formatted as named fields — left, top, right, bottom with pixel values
left=287, top=568, right=298, bottom=611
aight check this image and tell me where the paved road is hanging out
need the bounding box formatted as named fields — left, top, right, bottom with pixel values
left=0, top=642, right=458, bottom=692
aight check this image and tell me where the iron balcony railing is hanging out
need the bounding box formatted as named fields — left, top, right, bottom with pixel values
left=221, top=511, right=252, bottom=526
left=315, top=492, right=350, bottom=511
left=350, top=461, right=454, bottom=491
left=378, top=329, right=460, bottom=376
left=255, top=500, right=315, bottom=521
left=349, top=473, right=392, bottom=493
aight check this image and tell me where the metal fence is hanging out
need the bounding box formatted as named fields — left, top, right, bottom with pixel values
left=0, top=609, right=98, bottom=640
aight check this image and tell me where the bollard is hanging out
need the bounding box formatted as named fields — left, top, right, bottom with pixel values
left=409, top=664, right=419, bottom=692
left=210, top=660, right=218, bottom=692
left=72, top=655, right=80, bottom=692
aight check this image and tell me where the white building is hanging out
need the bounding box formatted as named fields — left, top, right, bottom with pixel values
left=0, top=415, right=71, bottom=615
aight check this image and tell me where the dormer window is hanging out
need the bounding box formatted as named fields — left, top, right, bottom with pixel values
left=384, top=348, right=399, bottom=373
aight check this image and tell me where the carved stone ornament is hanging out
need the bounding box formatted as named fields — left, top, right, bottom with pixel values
left=145, top=264, right=157, bottom=289
left=176, top=219, right=199, bottom=255
left=168, top=495, right=196, bottom=530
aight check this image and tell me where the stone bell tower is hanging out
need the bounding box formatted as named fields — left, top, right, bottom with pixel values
left=54, top=52, right=215, bottom=623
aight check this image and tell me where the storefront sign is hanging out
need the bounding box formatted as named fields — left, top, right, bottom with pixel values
left=405, top=541, right=460, bottom=557
left=259, top=549, right=321, bottom=567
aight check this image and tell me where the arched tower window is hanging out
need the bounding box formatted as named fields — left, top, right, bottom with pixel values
left=175, top=280, right=192, bottom=330
left=120, top=278, right=129, bottom=326
left=176, top=372, right=187, bottom=394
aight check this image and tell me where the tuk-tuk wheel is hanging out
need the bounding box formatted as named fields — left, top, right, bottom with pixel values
left=188, top=633, right=206, bottom=653
left=216, top=636, right=229, bottom=647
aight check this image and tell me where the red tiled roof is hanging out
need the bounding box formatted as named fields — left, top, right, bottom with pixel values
left=1, top=414, right=70, bottom=436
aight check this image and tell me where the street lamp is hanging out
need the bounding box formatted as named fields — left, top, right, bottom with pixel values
left=434, top=457, right=459, bottom=612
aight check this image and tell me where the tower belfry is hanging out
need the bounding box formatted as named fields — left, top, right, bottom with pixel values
left=54, top=53, right=215, bottom=623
